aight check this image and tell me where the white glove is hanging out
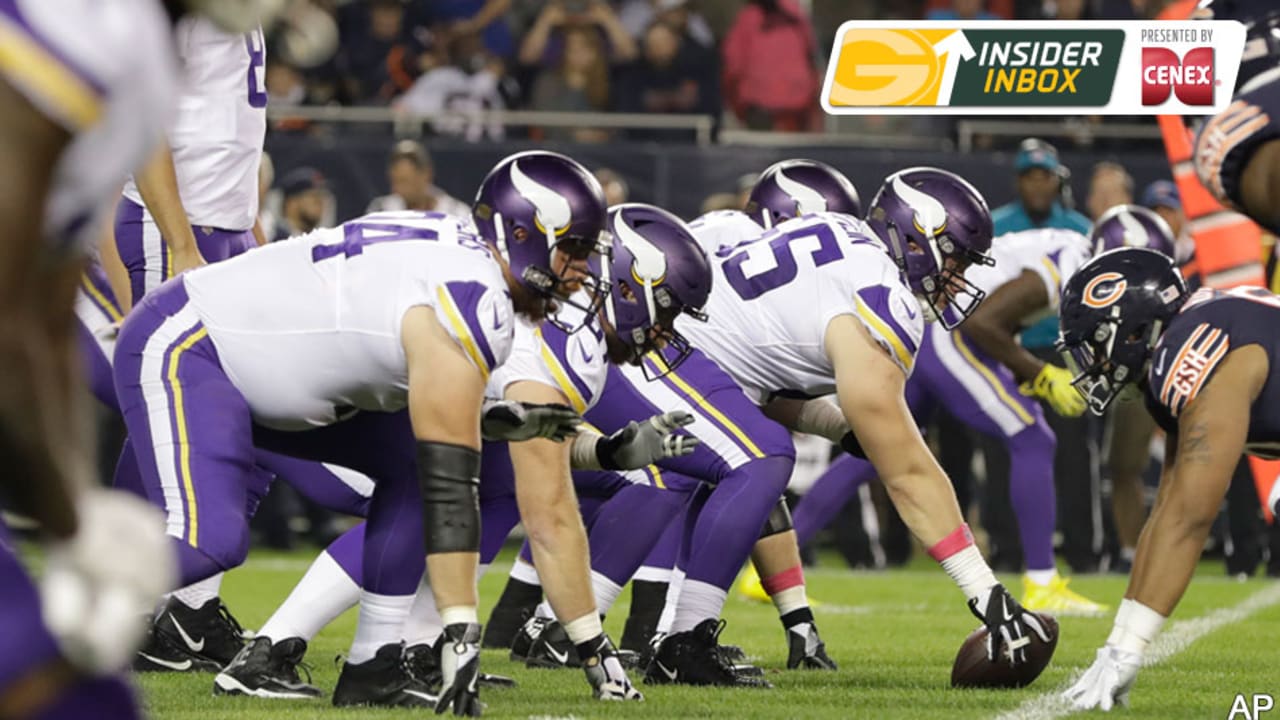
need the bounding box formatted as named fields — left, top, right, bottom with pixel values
left=596, top=411, right=700, bottom=470
left=40, top=488, right=176, bottom=675
left=437, top=622, right=483, bottom=716
left=1062, top=645, right=1142, bottom=711
left=580, top=634, right=643, bottom=701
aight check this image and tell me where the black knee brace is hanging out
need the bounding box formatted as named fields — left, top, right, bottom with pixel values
left=417, top=442, right=482, bottom=555
left=759, top=498, right=794, bottom=539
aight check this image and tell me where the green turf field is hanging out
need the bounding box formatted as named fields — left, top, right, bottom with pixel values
left=138, top=549, right=1280, bottom=719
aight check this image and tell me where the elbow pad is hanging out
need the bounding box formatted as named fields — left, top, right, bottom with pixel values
left=416, top=442, right=482, bottom=555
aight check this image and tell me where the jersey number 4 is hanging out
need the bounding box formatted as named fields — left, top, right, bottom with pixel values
left=311, top=218, right=485, bottom=261
left=720, top=221, right=843, bottom=300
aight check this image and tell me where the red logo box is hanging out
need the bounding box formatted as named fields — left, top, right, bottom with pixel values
left=1142, top=46, right=1214, bottom=106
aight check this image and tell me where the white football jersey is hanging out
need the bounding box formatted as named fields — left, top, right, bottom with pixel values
left=122, top=17, right=267, bottom=231
left=965, top=228, right=1092, bottom=326
left=682, top=212, right=924, bottom=404
left=0, top=0, right=175, bottom=252
left=687, top=209, right=764, bottom=257
left=184, top=212, right=515, bottom=430
left=367, top=190, right=472, bottom=220
left=488, top=299, right=608, bottom=413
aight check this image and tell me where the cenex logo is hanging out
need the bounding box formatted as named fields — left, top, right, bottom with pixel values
left=1142, top=46, right=1214, bottom=106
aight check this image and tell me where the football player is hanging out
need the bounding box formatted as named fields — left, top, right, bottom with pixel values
left=1060, top=246, right=1280, bottom=710
left=1192, top=0, right=1280, bottom=233
left=110, top=151, right=607, bottom=713
left=792, top=218, right=1109, bottom=615
left=0, top=1, right=281, bottom=717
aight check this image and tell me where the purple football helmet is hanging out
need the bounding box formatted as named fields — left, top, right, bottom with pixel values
left=597, top=203, right=712, bottom=376
left=472, top=151, right=609, bottom=330
left=1090, top=205, right=1177, bottom=259
left=746, top=159, right=862, bottom=229
left=865, top=167, right=994, bottom=329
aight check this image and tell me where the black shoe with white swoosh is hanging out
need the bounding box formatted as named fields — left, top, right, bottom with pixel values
left=134, top=597, right=247, bottom=673
left=643, top=619, right=772, bottom=688
left=332, top=643, right=439, bottom=708
left=525, top=621, right=581, bottom=669
left=214, top=637, right=322, bottom=699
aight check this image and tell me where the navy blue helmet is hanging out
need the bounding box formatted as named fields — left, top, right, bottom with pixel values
left=1057, top=247, right=1188, bottom=414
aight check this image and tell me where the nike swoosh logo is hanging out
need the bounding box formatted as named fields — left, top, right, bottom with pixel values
left=655, top=661, right=678, bottom=681
left=579, top=340, right=594, bottom=365
left=546, top=645, right=570, bottom=665
left=139, top=652, right=193, bottom=671
left=1155, top=348, right=1168, bottom=375
left=1002, top=605, right=1016, bottom=622
left=169, top=614, right=205, bottom=653
left=492, top=304, right=501, bottom=331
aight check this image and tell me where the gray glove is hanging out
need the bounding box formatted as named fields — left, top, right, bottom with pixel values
left=481, top=400, right=582, bottom=442
left=596, top=411, right=700, bottom=470
left=436, top=623, right=483, bottom=716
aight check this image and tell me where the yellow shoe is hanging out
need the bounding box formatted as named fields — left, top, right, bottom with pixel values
left=1021, top=574, right=1109, bottom=616
left=737, top=565, right=771, bottom=603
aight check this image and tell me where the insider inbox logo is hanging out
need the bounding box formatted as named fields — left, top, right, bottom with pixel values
left=819, top=20, right=1244, bottom=115
left=1141, top=26, right=1217, bottom=106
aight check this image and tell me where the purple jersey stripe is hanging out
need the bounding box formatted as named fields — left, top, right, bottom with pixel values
left=856, top=285, right=919, bottom=357
left=441, top=281, right=498, bottom=371
left=0, top=0, right=107, bottom=96
left=538, top=323, right=596, bottom=408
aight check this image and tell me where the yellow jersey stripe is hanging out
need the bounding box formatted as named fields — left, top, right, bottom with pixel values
left=436, top=286, right=490, bottom=382
left=854, top=297, right=914, bottom=373
left=0, top=19, right=102, bottom=130
left=80, top=275, right=122, bottom=323
left=167, top=326, right=208, bottom=547
left=648, top=464, right=665, bottom=489
left=1040, top=257, right=1062, bottom=303
left=536, top=328, right=588, bottom=413
left=952, top=332, right=1034, bottom=426
left=650, top=353, right=766, bottom=460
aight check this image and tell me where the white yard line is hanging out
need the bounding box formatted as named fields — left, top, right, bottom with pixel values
left=990, top=583, right=1280, bottom=720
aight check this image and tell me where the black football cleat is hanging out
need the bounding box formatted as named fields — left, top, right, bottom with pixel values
left=525, top=621, right=580, bottom=669
left=135, top=597, right=247, bottom=673
left=786, top=622, right=837, bottom=670
left=509, top=616, right=551, bottom=663
left=332, top=643, right=438, bottom=708
left=404, top=642, right=516, bottom=690
left=214, top=636, right=321, bottom=698
left=482, top=579, right=541, bottom=649
left=643, top=620, right=772, bottom=688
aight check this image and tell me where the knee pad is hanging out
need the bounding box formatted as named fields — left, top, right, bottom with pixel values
left=417, top=442, right=482, bottom=555
left=759, top=498, right=793, bottom=539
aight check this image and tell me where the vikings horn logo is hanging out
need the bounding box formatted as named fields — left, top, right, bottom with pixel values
left=615, top=214, right=668, bottom=289
left=1082, top=271, right=1128, bottom=308
left=1116, top=209, right=1150, bottom=248
left=511, top=160, right=572, bottom=237
left=892, top=175, right=947, bottom=238
left=775, top=169, right=828, bottom=216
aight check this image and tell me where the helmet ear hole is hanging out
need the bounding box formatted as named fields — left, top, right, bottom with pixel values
left=617, top=279, right=638, bottom=304
left=513, top=226, right=528, bottom=243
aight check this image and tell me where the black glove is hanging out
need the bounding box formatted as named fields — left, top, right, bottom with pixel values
left=966, top=583, right=1052, bottom=666
left=436, top=623, right=483, bottom=716
left=481, top=400, right=582, bottom=442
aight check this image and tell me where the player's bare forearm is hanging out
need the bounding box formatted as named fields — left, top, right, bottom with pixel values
left=1126, top=354, right=1258, bottom=615
left=133, top=142, right=204, bottom=272
left=0, top=79, right=78, bottom=539
left=1108, top=400, right=1158, bottom=548
left=827, top=315, right=963, bottom=546
left=96, top=208, right=132, bottom=315
left=251, top=217, right=267, bottom=247
left=960, top=272, right=1048, bottom=383
left=507, top=381, right=596, bottom=622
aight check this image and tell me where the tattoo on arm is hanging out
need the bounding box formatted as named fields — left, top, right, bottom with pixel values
left=1177, top=405, right=1212, bottom=466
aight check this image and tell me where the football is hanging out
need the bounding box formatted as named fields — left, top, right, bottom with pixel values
left=950, top=613, right=1060, bottom=689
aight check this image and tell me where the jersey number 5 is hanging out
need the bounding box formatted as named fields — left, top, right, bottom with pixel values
left=721, top=222, right=842, bottom=300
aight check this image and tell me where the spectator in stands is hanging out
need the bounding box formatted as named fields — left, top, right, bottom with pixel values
left=722, top=0, right=821, bottom=132
left=396, top=31, right=510, bottom=141
left=366, top=140, right=471, bottom=217
left=1085, top=160, right=1135, bottom=220
left=425, top=0, right=515, bottom=59
left=335, top=0, right=425, bottom=104
left=701, top=192, right=741, bottom=214
left=736, top=172, right=756, bottom=209
left=992, top=138, right=1091, bottom=235
left=1141, top=179, right=1186, bottom=238
left=926, top=0, right=1001, bottom=20
left=258, top=152, right=278, bottom=243
left=518, top=1, right=637, bottom=68
left=595, top=168, right=630, bottom=206
left=618, top=0, right=716, bottom=49
left=614, top=21, right=719, bottom=138
left=274, top=167, right=331, bottom=242
left=1044, top=0, right=1091, bottom=19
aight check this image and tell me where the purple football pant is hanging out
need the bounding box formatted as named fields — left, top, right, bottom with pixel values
left=75, top=262, right=123, bottom=409
left=793, top=324, right=1057, bottom=570
left=586, top=346, right=795, bottom=592
left=113, top=197, right=257, bottom=306
left=0, top=524, right=141, bottom=720
left=114, top=278, right=414, bottom=595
